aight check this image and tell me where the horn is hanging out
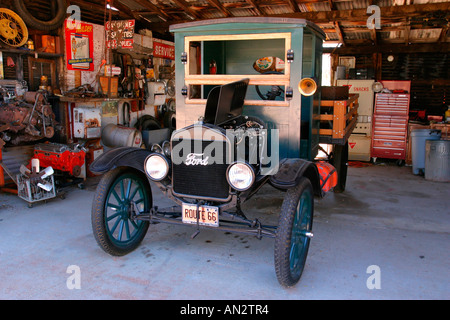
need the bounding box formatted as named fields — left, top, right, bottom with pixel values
left=298, top=78, right=317, bottom=96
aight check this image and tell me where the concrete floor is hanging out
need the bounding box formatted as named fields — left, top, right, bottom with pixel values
left=0, top=162, right=448, bottom=300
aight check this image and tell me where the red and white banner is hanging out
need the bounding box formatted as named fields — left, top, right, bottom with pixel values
left=153, top=40, right=175, bottom=60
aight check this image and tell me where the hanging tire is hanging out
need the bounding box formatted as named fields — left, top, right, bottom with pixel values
left=330, top=142, right=348, bottom=193
left=163, top=111, right=176, bottom=131
left=135, top=115, right=161, bottom=131
left=274, top=177, right=314, bottom=287
left=91, top=167, right=151, bottom=256
left=13, top=0, right=66, bottom=31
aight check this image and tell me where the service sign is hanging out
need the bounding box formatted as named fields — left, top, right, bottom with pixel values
left=153, top=40, right=175, bottom=60
left=105, top=19, right=135, bottom=49
left=65, top=20, right=94, bottom=71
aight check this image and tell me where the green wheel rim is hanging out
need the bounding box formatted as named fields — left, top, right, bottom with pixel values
left=104, top=174, right=148, bottom=246
left=289, top=189, right=312, bottom=278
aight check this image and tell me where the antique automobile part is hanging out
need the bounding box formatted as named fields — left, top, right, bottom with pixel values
left=226, top=162, right=255, bottom=191
left=91, top=167, right=151, bottom=256
left=0, top=8, right=28, bottom=47
left=298, top=77, right=318, bottom=96
left=144, top=153, right=169, bottom=181
left=275, top=177, right=314, bottom=287
left=0, top=91, right=58, bottom=146
left=255, top=71, right=285, bottom=101
left=17, top=158, right=56, bottom=207
left=12, top=0, right=65, bottom=31
left=32, top=142, right=86, bottom=177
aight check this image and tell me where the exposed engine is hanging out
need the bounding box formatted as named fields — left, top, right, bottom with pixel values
left=0, top=90, right=60, bottom=147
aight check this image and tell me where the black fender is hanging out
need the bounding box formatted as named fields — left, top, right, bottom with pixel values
left=269, top=158, right=323, bottom=197
left=89, top=147, right=152, bottom=174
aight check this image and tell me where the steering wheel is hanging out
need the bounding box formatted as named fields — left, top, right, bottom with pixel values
left=255, top=71, right=284, bottom=101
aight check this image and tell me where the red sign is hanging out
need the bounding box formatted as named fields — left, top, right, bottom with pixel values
left=105, top=19, right=135, bottom=49
left=153, top=41, right=175, bottom=60
left=65, top=20, right=94, bottom=71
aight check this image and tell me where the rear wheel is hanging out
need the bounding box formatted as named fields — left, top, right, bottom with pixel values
left=91, top=167, right=151, bottom=256
left=275, top=177, right=314, bottom=287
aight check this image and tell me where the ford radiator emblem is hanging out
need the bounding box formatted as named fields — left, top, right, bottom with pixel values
left=185, top=153, right=209, bottom=166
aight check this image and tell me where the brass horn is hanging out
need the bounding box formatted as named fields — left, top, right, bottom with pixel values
left=298, top=78, right=317, bottom=96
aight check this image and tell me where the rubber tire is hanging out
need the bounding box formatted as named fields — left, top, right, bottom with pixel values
left=274, top=177, right=314, bottom=287
left=135, top=115, right=161, bottom=131
left=13, top=0, right=66, bottom=31
left=91, top=167, right=151, bottom=256
left=330, top=142, right=348, bottom=193
left=163, top=111, right=176, bottom=131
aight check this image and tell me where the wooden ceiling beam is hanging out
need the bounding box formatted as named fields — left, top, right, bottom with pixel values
left=286, top=0, right=300, bottom=13
left=245, top=0, right=264, bottom=16
left=268, top=2, right=450, bottom=23
left=334, top=21, right=345, bottom=46
left=206, top=0, right=233, bottom=17
left=323, top=42, right=450, bottom=54
left=132, top=0, right=171, bottom=20
left=171, top=0, right=202, bottom=19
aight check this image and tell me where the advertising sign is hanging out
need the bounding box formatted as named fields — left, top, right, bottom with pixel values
left=65, top=20, right=94, bottom=71
left=105, top=19, right=135, bottom=49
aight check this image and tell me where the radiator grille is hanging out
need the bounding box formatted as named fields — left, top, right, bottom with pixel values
left=172, top=135, right=230, bottom=200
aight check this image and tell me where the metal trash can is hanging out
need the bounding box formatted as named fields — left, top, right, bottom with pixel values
left=411, top=129, right=441, bottom=175
left=425, top=140, right=450, bottom=182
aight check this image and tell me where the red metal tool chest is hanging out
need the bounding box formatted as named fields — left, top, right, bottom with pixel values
left=371, top=93, right=410, bottom=160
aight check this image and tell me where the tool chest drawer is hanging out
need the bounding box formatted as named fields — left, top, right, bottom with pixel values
left=371, top=92, right=409, bottom=160
left=374, top=94, right=409, bottom=116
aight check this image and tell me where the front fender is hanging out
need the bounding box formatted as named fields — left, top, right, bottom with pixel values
left=89, top=147, right=151, bottom=174
left=269, top=158, right=323, bottom=197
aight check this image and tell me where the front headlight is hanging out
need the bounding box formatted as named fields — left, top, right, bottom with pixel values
left=227, top=162, right=255, bottom=191
left=144, top=154, right=169, bottom=181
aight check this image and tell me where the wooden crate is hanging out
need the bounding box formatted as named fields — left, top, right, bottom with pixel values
left=318, top=94, right=359, bottom=145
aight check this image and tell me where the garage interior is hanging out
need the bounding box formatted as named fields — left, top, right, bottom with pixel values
left=0, top=0, right=449, bottom=300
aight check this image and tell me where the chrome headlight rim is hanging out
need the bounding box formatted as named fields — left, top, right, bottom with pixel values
left=226, top=161, right=256, bottom=192
left=144, top=153, right=170, bottom=181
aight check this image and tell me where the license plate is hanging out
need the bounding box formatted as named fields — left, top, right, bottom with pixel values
left=182, top=203, right=219, bottom=227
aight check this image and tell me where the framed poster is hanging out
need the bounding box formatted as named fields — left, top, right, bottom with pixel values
left=65, top=20, right=94, bottom=71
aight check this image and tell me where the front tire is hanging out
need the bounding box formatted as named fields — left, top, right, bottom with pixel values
left=91, top=167, right=151, bottom=256
left=274, top=177, right=314, bottom=287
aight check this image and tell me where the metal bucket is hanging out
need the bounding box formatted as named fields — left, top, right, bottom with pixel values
left=425, top=140, right=450, bottom=182
left=101, top=124, right=143, bottom=148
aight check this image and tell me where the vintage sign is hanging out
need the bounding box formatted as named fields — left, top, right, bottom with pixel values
left=65, top=20, right=94, bottom=71
left=153, top=40, right=175, bottom=60
left=105, top=19, right=135, bottom=49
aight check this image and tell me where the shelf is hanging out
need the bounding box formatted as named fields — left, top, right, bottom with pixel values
left=0, top=47, right=63, bottom=58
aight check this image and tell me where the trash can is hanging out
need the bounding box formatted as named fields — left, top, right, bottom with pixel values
left=425, top=140, right=450, bottom=182
left=411, top=129, right=441, bottom=175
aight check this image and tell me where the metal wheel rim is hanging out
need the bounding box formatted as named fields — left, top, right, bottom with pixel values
left=289, top=190, right=312, bottom=277
left=0, top=9, right=28, bottom=47
left=104, top=174, right=148, bottom=245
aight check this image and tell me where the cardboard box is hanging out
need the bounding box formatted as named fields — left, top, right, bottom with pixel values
left=348, top=134, right=372, bottom=162
left=41, top=35, right=56, bottom=53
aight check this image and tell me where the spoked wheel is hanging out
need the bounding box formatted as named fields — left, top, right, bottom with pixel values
left=92, top=167, right=151, bottom=256
left=275, top=177, right=314, bottom=287
left=0, top=8, right=28, bottom=47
